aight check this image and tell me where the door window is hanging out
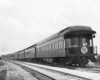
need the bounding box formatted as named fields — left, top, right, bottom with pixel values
left=66, top=39, right=71, bottom=48
left=89, top=39, right=93, bottom=46
left=74, top=37, right=79, bottom=46
left=81, top=38, right=87, bottom=46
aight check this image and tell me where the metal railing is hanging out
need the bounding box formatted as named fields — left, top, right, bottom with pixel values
left=66, top=46, right=97, bottom=56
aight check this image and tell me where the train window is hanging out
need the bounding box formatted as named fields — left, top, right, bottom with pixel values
left=59, top=41, right=63, bottom=49
left=89, top=39, right=92, bottom=46
left=51, top=44, right=53, bottom=50
left=45, top=46, right=46, bottom=51
left=81, top=38, right=87, bottom=46
left=39, top=47, right=41, bottom=52
left=54, top=42, right=57, bottom=50
left=48, top=45, right=49, bottom=51
left=56, top=42, right=58, bottom=50
left=40, top=47, right=42, bottom=51
left=46, top=45, right=47, bottom=51
left=50, top=44, right=52, bottom=50
left=82, top=38, right=86, bottom=44
left=49, top=44, right=51, bottom=51
left=43, top=46, right=45, bottom=51
left=44, top=46, right=46, bottom=52
left=81, top=37, right=93, bottom=46
left=38, top=48, right=39, bottom=52
left=52, top=43, right=54, bottom=50
left=54, top=43, right=56, bottom=50
left=59, top=41, right=61, bottom=49
left=74, top=37, right=79, bottom=46
left=45, top=45, right=47, bottom=51
left=41, top=47, right=43, bottom=52
left=55, top=42, right=58, bottom=50
left=42, top=47, right=44, bottom=52
left=44, top=46, right=46, bottom=51
left=53, top=43, right=55, bottom=50
left=64, top=40, right=65, bottom=48
left=48, top=45, right=50, bottom=51
left=42, top=46, right=44, bottom=52
left=47, top=45, right=48, bottom=51
left=57, top=42, right=59, bottom=49
left=43, top=46, right=44, bottom=51
left=47, top=45, right=49, bottom=51
left=41, top=47, right=42, bottom=52
left=66, top=39, right=71, bottom=48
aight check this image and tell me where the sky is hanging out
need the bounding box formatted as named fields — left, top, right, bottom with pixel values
left=0, top=0, right=100, bottom=55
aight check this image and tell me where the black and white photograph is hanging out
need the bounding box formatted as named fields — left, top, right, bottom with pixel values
left=0, top=0, right=100, bottom=80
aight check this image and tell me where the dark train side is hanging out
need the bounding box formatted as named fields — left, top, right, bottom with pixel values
left=2, top=26, right=97, bottom=66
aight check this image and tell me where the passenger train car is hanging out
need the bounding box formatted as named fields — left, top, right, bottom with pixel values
left=2, top=26, right=97, bottom=66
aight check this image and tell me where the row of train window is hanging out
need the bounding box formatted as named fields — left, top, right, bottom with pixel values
left=38, top=40, right=65, bottom=52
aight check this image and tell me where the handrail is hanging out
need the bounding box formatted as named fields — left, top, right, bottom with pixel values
left=66, top=46, right=97, bottom=48
left=66, top=46, right=97, bottom=55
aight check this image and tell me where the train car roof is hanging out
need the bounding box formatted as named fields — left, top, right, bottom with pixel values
left=5, top=53, right=13, bottom=56
left=37, top=26, right=96, bottom=45
left=12, top=44, right=36, bottom=55
left=14, top=52, right=19, bottom=55
left=25, top=44, right=36, bottom=50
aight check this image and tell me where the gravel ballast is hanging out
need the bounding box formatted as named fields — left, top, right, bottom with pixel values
left=0, top=61, right=38, bottom=80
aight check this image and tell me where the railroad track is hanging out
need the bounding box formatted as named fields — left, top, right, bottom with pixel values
left=75, top=67, right=100, bottom=73
left=23, top=61, right=100, bottom=74
left=21, top=61, right=100, bottom=80
left=51, top=63, right=100, bottom=74
left=18, top=65, right=55, bottom=80
left=9, top=61, right=100, bottom=80
left=10, top=61, right=55, bottom=80
left=10, top=61, right=91, bottom=80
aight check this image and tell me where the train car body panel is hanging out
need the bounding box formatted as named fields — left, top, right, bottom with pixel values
left=14, top=52, right=19, bottom=60
left=5, top=54, right=14, bottom=60
left=18, top=50, right=25, bottom=59
left=25, top=45, right=36, bottom=58
left=36, top=36, right=66, bottom=58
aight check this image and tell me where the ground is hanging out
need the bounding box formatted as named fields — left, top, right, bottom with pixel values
left=0, top=60, right=38, bottom=80
left=87, top=61, right=100, bottom=68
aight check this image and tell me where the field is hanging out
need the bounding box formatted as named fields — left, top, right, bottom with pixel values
left=0, top=60, right=38, bottom=80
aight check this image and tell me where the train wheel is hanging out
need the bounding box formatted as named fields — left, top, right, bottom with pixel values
left=66, top=57, right=74, bottom=66
left=59, top=58, right=66, bottom=65
left=78, top=57, right=88, bottom=67
left=79, top=63, right=87, bottom=67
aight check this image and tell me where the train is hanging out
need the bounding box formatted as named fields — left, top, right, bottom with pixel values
left=2, top=26, right=97, bottom=66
